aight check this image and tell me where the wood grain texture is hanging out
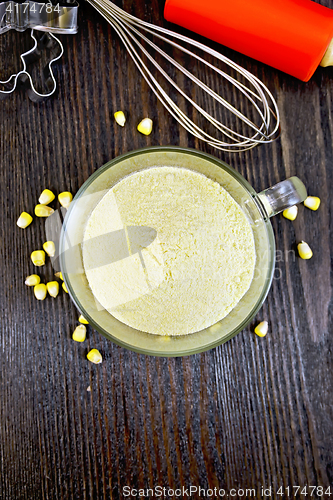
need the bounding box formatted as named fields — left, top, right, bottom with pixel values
left=0, top=1, right=332, bottom=499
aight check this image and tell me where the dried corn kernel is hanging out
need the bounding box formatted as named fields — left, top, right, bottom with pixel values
left=114, top=110, right=126, bottom=127
left=137, top=118, right=153, bottom=135
left=43, top=241, right=56, bottom=257
left=297, top=241, right=313, bottom=260
left=87, top=386, right=91, bottom=392
left=31, top=250, right=46, bottom=267
left=17, top=212, right=33, bottom=229
left=34, top=283, right=47, bottom=300
left=55, top=272, right=63, bottom=280
left=304, top=196, right=321, bottom=211
left=254, top=321, right=268, bottom=337
left=282, top=205, right=298, bottom=221
left=79, top=314, right=89, bottom=324
left=58, top=192, right=73, bottom=209
left=87, top=349, right=102, bottom=364
left=46, top=281, right=59, bottom=298
left=62, top=281, right=68, bottom=293
left=38, top=189, right=55, bottom=205
left=25, top=274, right=40, bottom=286
left=35, top=204, right=54, bottom=217
left=72, top=325, right=87, bottom=342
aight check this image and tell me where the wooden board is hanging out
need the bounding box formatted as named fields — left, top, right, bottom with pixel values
left=0, top=0, right=332, bottom=498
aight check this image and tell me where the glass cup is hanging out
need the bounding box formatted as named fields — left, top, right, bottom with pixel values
left=58, top=147, right=306, bottom=356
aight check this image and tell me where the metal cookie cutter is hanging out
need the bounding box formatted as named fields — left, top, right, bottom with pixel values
left=0, top=0, right=78, bottom=101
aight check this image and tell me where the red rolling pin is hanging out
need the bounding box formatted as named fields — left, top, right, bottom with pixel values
left=164, top=0, right=333, bottom=81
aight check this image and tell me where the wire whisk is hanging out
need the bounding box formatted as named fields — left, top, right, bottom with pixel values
left=88, top=0, right=280, bottom=152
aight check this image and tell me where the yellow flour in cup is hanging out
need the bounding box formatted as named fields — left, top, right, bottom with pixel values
left=82, top=166, right=256, bottom=335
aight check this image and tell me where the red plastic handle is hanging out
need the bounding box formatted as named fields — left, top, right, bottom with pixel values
left=164, top=0, right=333, bottom=81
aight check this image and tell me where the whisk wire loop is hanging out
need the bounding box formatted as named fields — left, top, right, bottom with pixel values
left=88, top=0, right=280, bottom=151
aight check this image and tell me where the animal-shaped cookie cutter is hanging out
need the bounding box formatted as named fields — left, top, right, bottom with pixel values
left=0, top=0, right=78, bottom=101
left=0, top=29, right=64, bottom=101
left=0, top=0, right=79, bottom=34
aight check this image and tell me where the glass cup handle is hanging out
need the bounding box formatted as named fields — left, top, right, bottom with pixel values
left=256, top=176, right=307, bottom=218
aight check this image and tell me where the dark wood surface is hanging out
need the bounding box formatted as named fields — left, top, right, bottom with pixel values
left=1, top=1, right=332, bottom=499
